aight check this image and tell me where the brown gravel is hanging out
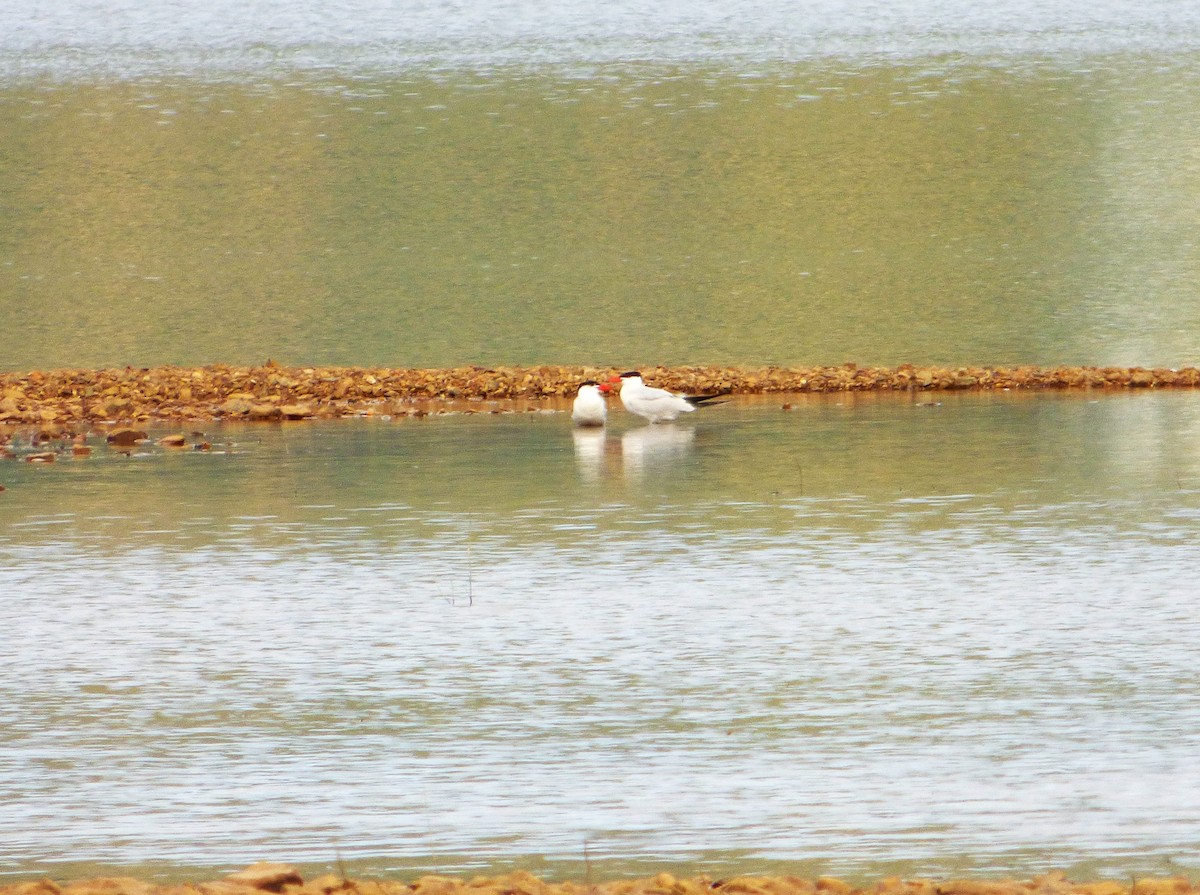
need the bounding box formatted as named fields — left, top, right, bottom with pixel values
left=1, top=362, right=1198, bottom=428
left=1, top=865, right=1193, bottom=895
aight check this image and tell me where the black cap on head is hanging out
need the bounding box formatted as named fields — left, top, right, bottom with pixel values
left=619, top=371, right=641, bottom=378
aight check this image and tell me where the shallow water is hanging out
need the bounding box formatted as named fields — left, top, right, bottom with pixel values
left=3, top=393, right=1200, bottom=882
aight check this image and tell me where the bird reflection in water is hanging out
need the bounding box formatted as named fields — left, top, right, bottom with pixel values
left=571, top=428, right=609, bottom=482
left=620, top=424, right=696, bottom=477
left=571, top=424, right=698, bottom=480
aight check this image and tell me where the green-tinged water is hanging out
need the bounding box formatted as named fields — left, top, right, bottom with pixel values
left=3, top=393, right=1200, bottom=881
left=5, top=0, right=1200, bottom=885
left=4, top=57, right=1200, bottom=370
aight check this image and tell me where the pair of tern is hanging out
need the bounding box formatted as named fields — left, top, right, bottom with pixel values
left=572, top=371, right=728, bottom=426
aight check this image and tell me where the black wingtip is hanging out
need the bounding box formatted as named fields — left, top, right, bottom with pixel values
left=683, top=391, right=731, bottom=407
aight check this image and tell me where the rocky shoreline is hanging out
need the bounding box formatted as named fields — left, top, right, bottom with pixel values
left=1, top=864, right=1194, bottom=895
left=1, top=362, right=1199, bottom=428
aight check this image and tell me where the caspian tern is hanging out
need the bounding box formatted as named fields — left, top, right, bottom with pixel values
left=571, top=381, right=610, bottom=427
left=610, top=371, right=728, bottom=423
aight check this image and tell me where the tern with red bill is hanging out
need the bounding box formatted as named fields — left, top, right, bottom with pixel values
left=608, top=371, right=728, bottom=423
left=571, top=380, right=610, bottom=427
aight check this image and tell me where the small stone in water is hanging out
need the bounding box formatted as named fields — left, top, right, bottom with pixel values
left=107, top=428, right=148, bottom=446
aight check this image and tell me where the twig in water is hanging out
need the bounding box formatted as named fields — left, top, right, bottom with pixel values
left=335, top=842, right=348, bottom=888
left=465, top=538, right=473, bottom=607
left=444, top=520, right=475, bottom=608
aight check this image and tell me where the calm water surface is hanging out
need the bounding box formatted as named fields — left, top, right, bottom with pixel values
left=4, top=4, right=1200, bottom=369
left=4, top=0, right=1200, bottom=885
left=3, top=393, right=1200, bottom=881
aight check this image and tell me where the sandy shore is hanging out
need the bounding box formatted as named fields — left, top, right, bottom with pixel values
left=1, top=363, right=1199, bottom=428
left=2, top=865, right=1194, bottom=895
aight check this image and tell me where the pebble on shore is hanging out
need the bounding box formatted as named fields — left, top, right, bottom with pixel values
left=0, top=865, right=1194, bottom=895
left=1, top=362, right=1198, bottom=427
